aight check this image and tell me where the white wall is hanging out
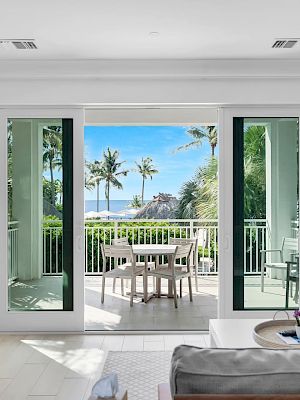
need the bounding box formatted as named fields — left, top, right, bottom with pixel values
left=1, top=60, right=300, bottom=106
left=1, top=60, right=300, bottom=327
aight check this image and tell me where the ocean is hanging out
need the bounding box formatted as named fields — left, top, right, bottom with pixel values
left=85, top=200, right=132, bottom=213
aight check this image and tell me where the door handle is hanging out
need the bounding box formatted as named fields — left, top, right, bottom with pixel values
left=76, top=235, right=84, bottom=251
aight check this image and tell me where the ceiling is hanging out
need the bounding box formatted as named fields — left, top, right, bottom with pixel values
left=1, top=0, right=300, bottom=60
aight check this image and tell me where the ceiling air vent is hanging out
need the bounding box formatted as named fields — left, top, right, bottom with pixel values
left=272, top=39, right=298, bottom=48
left=12, top=41, right=37, bottom=49
left=0, top=39, right=37, bottom=49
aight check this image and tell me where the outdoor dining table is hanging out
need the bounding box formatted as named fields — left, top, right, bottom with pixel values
left=132, top=244, right=177, bottom=303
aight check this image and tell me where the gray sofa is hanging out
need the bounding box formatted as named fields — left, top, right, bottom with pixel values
left=169, top=345, right=300, bottom=397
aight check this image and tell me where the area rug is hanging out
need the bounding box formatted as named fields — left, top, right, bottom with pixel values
left=102, top=351, right=172, bottom=400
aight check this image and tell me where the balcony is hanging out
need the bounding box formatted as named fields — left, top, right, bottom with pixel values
left=8, top=217, right=289, bottom=330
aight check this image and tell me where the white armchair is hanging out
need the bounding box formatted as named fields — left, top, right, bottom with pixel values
left=260, top=237, right=298, bottom=292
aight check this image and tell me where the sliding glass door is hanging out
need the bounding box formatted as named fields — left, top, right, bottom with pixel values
left=0, top=109, right=84, bottom=331
left=7, top=118, right=73, bottom=311
left=233, top=117, right=299, bottom=310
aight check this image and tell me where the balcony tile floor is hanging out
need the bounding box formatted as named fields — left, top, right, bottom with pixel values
left=8, top=275, right=297, bottom=331
left=85, top=275, right=218, bottom=331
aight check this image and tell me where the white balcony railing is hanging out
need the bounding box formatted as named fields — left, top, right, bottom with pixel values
left=84, top=219, right=219, bottom=275
left=8, top=221, right=19, bottom=282
left=8, top=218, right=269, bottom=279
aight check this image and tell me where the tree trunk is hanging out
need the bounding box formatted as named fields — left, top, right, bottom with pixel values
left=141, top=177, right=145, bottom=204
left=107, top=182, right=110, bottom=211
left=50, top=159, right=55, bottom=205
left=211, top=145, right=215, bottom=157
left=96, top=181, right=100, bottom=212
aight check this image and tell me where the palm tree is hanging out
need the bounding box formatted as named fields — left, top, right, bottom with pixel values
left=176, top=125, right=266, bottom=220
left=102, top=148, right=129, bottom=211
left=43, top=126, right=62, bottom=206
left=176, top=126, right=217, bottom=156
left=135, top=157, right=158, bottom=204
left=86, top=160, right=104, bottom=212
left=244, top=125, right=266, bottom=219
left=175, top=180, right=199, bottom=219
left=196, top=157, right=218, bottom=219
left=176, top=157, right=218, bottom=219
left=56, top=179, right=63, bottom=205
left=129, top=195, right=142, bottom=209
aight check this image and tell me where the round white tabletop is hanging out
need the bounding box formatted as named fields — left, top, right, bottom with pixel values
left=132, top=244, right=177, bottom=256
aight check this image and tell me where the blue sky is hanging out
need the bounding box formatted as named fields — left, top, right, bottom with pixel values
left=84, top=126, right=214, bottom=201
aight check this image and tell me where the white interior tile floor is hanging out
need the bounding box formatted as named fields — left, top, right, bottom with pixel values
left=0, top=333, right=209, bottom=400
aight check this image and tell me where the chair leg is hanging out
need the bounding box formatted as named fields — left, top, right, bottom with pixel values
left=133, top=277, right=136, bottom=295
left=180, top=280, right=182, bottom=298
left=157, top=278, right=161, bottom=298
left=295, top=279, right=299, bottom=303
left=281, top=270, right=285, bottom=289
left=143, top=271, right=148, bottom=303
left=194, top=265, right=199, bottom=292
left=101, top=276, right=105, bottom=304
left=113, top=277, right=116, bottom=293
left=261, top=266, right=265, bottom=292
left=285, top=277, right=290, bottom=308
left=152, top=276, right=156, bottom=291
left=130, top=278, right=134, bottom=307
left=121, top=279, right=124, bottom=296
left=173, top=279, right=178, bottom=308
left=188, top=276, right=193, bottom=302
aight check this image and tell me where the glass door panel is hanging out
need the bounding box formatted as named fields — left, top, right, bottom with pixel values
left=233, top=117, right=299, bottom=310
left=7, top=118, right=73, bottom=311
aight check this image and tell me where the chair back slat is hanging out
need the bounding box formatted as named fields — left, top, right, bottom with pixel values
left=101, top=244, right=132, bottom=259
left=174, top=243, right=193, bottom=259
left=170, top=238, right=198, bottom=264
left=170, top=238, right=197, bottom=247
left=283, top=237, right=298, bottom=251
left=112, top=237, right=129, bottom=246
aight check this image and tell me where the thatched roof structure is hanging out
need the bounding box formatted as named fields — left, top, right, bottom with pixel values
left=43, top=198, right=62, bottom=219
left=135, top=193, right=178, bottom=219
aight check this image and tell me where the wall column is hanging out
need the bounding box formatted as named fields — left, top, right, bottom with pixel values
left=11, top=119, right=43, bottom=280
left=265, top=119, right=298, bottom=276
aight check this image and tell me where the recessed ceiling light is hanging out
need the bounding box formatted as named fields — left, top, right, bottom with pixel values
left=149, top=32, right=160, bottom=38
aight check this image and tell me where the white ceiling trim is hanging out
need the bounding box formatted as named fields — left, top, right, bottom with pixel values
left=84, top=107, right=217, bottom=125
left=1, top=59, right=300, bottom=80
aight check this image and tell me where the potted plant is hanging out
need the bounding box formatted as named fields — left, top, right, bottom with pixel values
left=293, top=310, right=300, bottom=338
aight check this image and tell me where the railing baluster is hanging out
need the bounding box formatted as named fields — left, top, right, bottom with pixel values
left=91, top=228, right=94, bottom=273
left=56, top=229, right=58, bottom=274
left=255, top=227, right=259, bottom=274
left=97, top=227, right=100, bottom=273
left=261, top=226, right=265, bottom=273
left=208, top=228, right=211, bottom=273
left=214, top=227, right=217, bottom=273
left=85, top=226, right=88, bottom=274
left=249, top=227, right=253, bottom=273
left=49, top=229, right=52, bottom=274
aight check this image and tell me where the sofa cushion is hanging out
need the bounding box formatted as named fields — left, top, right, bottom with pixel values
left=170, top=345, right=300, bottom=396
